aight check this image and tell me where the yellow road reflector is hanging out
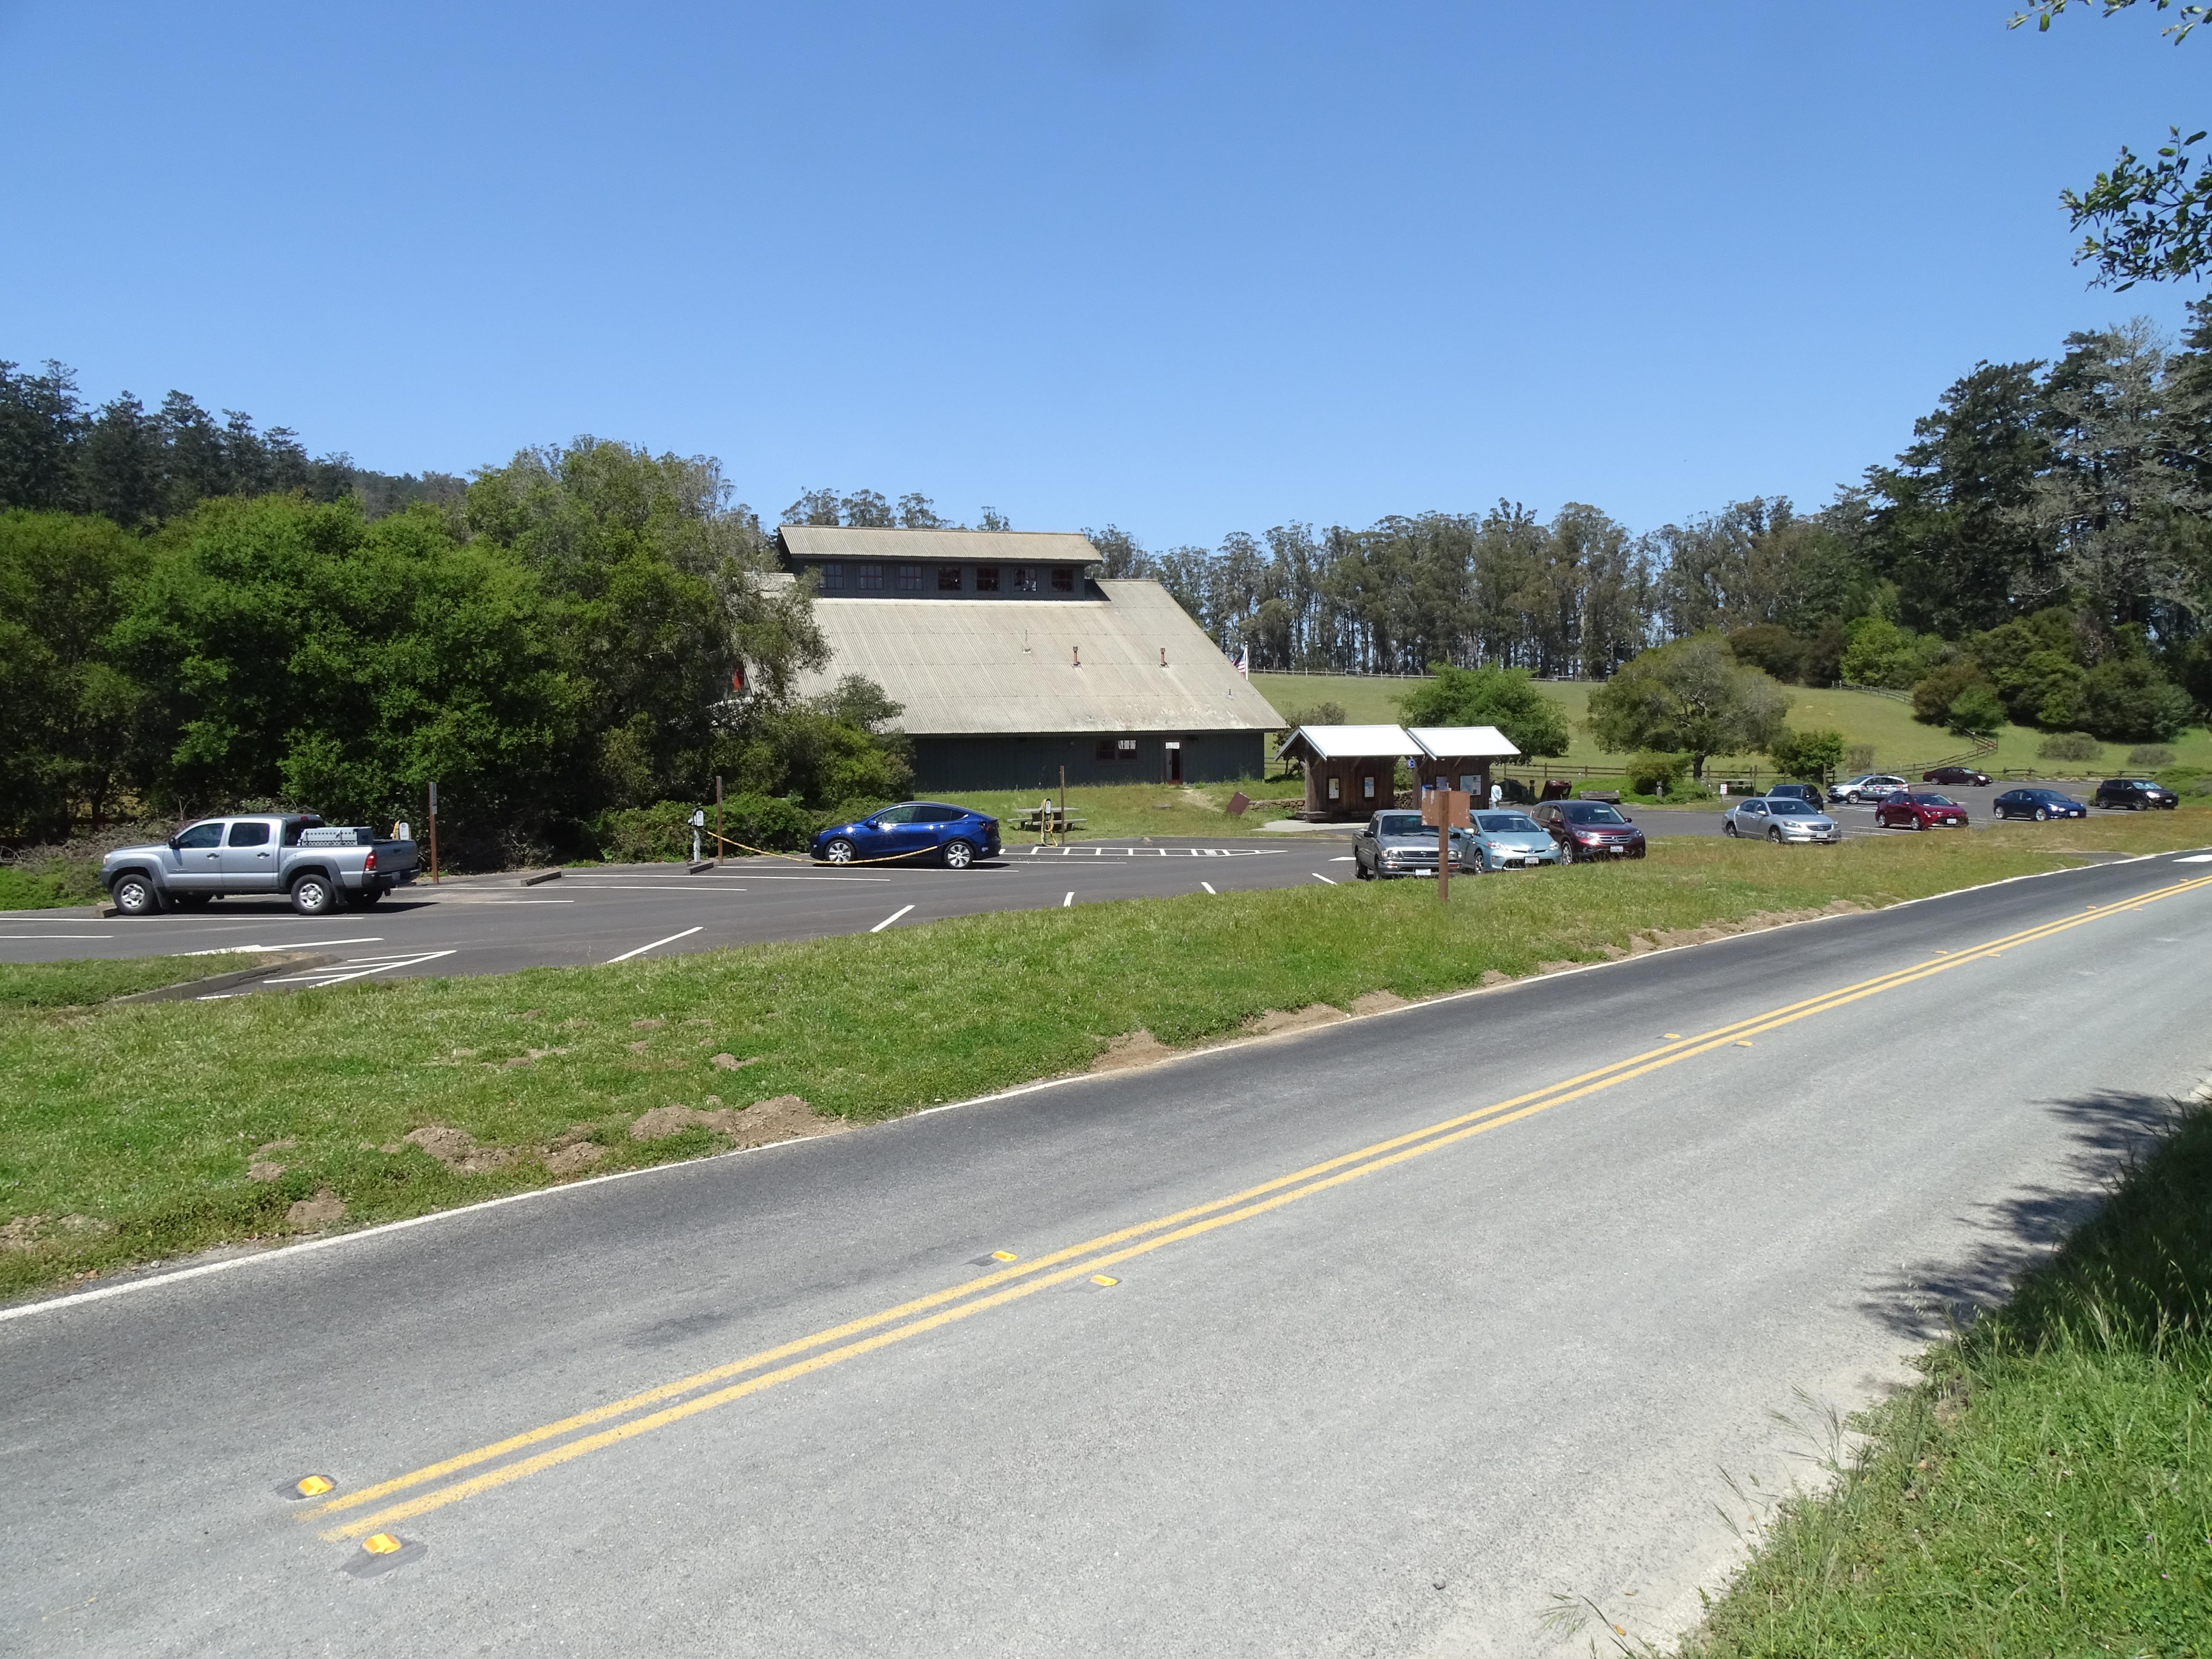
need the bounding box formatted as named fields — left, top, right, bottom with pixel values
left=1090, top=1274, right=1119, bottom=1287
left=362, top=1533, right=403, bottom=1555
left=1664, top=1033, right=1681, bottom=1040
left=294, top=1475, right=335, bottom=1498
left=1735, top=1040, right=1753, bottom=1048
left=990, top=1251, right=1017, bottom=1262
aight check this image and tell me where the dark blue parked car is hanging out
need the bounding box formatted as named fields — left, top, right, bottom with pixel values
left=811, top=802, right=1001, bottom=868
left=1992, top=788, right=2087, bottom=821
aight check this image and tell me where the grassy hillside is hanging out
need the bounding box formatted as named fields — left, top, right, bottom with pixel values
left=1251, top=672, right=2212, bottom=775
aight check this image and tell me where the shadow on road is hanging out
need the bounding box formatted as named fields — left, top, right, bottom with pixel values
left=1860, top=1087, right=2182, bottom=1343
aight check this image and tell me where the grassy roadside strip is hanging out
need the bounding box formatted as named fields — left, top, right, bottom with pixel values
left=2, top=812, right=2207, bottom=1299
left=0, top=953, right=262, bottom=1011
left=1682, top=1097, right=2212, bottom=1657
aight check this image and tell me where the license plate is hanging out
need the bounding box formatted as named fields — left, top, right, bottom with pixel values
left=1609, top=845, right=1628, bottom=855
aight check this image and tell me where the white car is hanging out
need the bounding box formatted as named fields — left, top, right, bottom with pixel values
left=1833, top=774, right=1906, bottom=805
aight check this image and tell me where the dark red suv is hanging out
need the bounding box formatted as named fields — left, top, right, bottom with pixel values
left=1922, top=765, right=1991, bottom=787
left=1876, top=791, right=1969, bottom=830
left=1533, top=799, right=1648, bottom=862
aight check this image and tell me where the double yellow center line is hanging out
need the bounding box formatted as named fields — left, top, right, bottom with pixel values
left=307, top=870, right=2212, bottom=1542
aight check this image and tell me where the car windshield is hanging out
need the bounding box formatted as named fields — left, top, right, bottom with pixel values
left=2128, top=780, right=2160, bottom=788
left=1765, top=799, right=1817, bottom=815
left=1562, top=803, right=1626, bottom=825
left=1914, top=794, right=1955, bottom=806
left=1476, top=812, right=1541, bottom=834
left=1375, top=813, right=1423, bottom=836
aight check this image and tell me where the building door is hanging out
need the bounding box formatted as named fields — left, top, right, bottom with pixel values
left=1166, top=742, right=1183, bottom=784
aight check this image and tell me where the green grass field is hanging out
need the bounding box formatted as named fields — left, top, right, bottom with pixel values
left=0, top=953, right=262, bottom=1010
left=1251, top=672, right=2212, bottom=776
left=1687, top=1100, right=2212, bottom=1657
left=3, top=809, right=2206, bottom=1298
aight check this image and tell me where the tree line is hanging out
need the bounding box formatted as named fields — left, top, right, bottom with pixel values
left=0, top=425, right=915, bottom=857
left=1083, top=308, right=2212, bottom=746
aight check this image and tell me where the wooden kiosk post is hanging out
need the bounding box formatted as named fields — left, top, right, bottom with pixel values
left=1421, top=788, right=1471, bottom=902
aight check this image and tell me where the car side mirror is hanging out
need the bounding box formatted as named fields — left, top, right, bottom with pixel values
left=167, top=836, right=180, bottom=850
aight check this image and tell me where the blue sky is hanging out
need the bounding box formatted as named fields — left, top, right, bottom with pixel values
left=1, top=2, right=2201, bottom=548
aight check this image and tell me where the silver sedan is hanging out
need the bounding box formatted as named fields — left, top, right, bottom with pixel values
left=1723, top=796, right=1843, bottom=844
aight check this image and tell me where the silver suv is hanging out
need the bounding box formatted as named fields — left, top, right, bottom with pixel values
left=1833, top=774, right=1906, bottom=805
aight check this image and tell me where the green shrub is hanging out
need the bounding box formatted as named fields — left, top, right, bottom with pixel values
left=720, top=793, right=815, bottom=855
left=2038, top=731, right=2102, bottom=762
left=1280, top=700, right=1347, bottom=728
left=2125, top=744, right=2177, bottom=769
left=1945, top=683, right=2005, bottom=736
left=1626, top=751, right=1689, bottom=795
left=598, top=800, right=706, bottom=863
left=0, top=867, right=73, bottom=911
left=1769, top=728, right=1846, bottom=782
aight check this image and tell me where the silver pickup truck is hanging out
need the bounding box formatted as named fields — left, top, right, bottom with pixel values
left=101, top=814, right=419, bottom=917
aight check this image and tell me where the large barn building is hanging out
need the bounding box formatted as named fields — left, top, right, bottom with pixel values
left=779, top=526, right=1282, bottom=793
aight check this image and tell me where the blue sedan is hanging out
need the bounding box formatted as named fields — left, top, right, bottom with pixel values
left=1992, top=788, right=2087, bottom=821
left=811, top=802, right=1001, bottom=868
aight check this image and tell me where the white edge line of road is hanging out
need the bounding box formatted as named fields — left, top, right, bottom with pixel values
left=4, top=845, right=2202, bottom=1328
left=870, top=904, right=916, bottom=932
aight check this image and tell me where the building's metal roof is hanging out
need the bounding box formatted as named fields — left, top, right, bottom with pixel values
left=1275, top=725, right=1424, bottom=762
left=792, top=579, right=1284, bottom=736
left=779, top=525, right=1100, bottom=563
left=1406, top=725, right=1521, bottom=760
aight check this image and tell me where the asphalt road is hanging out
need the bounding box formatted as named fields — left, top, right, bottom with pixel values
left=0, top=786, right=2148, bottom=987
left=7, top=847, right=2211, bottom=1655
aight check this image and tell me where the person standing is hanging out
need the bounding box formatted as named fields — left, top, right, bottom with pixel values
left=1488, top=780, right=1502, bottom=811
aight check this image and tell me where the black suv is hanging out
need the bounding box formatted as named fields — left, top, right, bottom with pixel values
left=2093, top=778, right=2178, bottom=811
left=1766, top=782, right=1827, bottom=812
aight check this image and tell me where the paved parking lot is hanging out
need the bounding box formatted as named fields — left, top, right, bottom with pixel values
left=0, top=840, right=1340, bottom=989
left=0, top=785, right=2154, bottom=990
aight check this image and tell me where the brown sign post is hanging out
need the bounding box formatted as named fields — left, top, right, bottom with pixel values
left=1420, top=788, right=1472, bottom=902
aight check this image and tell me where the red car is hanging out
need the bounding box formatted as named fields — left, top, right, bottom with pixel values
left=1876, top=790, right=1969, bottom=830
left=1922, top=765, right=1990, bottom=786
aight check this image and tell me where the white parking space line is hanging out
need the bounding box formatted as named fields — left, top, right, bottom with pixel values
left=2177, top=853, right=2212, bottom=864
left=1022, top=845, right=1284, bottom=858
left=1329, top=856, right=1356, bottom=862
left=259, top=950, right=457, bottom=989
left=1311, top=873, right=1337, bottom=885
left=562, top=877, right=876, bottom=887
left=0, top=934, right=111, bottom=940
left=1062, top=891, right=1074, bottom=907
left=604, top=926, right=704, bottom=964
left=178, top=938, right=384, bottom=955
left=1201, top=882, right=1217, bottom=894
left=870, top=905, right=916, bottom=933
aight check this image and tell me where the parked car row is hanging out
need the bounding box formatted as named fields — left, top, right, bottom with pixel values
left=1353, top=800, right=1648, bottom=877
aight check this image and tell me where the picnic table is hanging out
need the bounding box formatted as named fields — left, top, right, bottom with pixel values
left=1013, top=809, right=1088, bottom=832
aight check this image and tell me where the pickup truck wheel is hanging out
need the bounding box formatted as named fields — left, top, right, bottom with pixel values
left=290, top=873, right=337, bottom=916
left=111, top=873, right=160, bottom=916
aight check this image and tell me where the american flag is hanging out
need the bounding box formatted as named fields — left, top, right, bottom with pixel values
left=1233, top=645, right=1249, bottom=678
